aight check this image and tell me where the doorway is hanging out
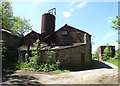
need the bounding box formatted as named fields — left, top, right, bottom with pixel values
left=81, top=53, right=85, bottom=65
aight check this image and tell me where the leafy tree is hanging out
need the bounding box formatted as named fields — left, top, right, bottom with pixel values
left=94, top=47, right=99, bottom=60
left=1, top=0, right=13, bottom=30
left=112, top=16, right=120, bottom=47
left=102, top=44, right=111, bottom=61
left=11, top=16, right=32, bottom=35
left=114, top=49, right=120, bottom=59
left=1, top=0, right=32, bottom=35
left=112, top=16, right=120, bottom=30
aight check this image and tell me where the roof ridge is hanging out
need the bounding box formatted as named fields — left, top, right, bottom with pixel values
left=56, top=24, right=91, bottom=36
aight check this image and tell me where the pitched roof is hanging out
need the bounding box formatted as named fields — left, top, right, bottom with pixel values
left=1, top=29, right=23, bottom=37
left=56, top=24, right=91, bottom=36
left=24, top=30, right=40, bottom=38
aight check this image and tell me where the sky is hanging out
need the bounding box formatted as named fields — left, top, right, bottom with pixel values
left=11, top=0, right=119, bottom=54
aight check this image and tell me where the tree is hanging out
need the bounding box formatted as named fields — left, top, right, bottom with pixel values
left=112, top=16, right=120, bottom=30
left=1, top=0, right=32, bottom=35
left=114, top=49, right=120, bottom=59
left=112, top=16, right=120, bottom=45
left=102, top=44, right=111, bottom=61
left=1, top=1, right=14, bottom=30
left=11, top=16, right=32, bottom=35
left=94, top=47, right=99, bottom=60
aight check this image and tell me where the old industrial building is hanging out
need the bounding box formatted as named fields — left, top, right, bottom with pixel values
left=2, top=8, right=92, bottom=70
left=2, top=29, right=22, bottom=62
left=98, top=45, right=115, bottom=60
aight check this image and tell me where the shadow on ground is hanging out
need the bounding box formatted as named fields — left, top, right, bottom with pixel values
left=70, top=60, right=113, bottom=71
left=2, top=74, right=42, bottom=85
left=2, top=60, right=114, bottom=85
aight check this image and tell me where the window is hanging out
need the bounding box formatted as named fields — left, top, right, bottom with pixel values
left=62, top=31, right=68, bottom=36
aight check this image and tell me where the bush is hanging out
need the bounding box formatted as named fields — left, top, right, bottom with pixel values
left=94, top=47, right=99, bottom=60
left=16, top=62, right=35, bottom=71
left=114, top=49, right=120, bottom=59
left=17, top=39, right=60, bottom=72
left=102, top=45, right=111, bottom=61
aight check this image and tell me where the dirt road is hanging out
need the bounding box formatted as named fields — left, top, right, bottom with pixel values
left=2, top=60, right=119, bottom=85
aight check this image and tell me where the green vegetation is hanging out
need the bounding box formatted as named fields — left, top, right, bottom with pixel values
left=102, top=44, right=111, bottom=61
left=103, top=48, right=120, bottom=68
left=106, top=58, right=119, bottom=68
left=16, top=39, right=61, bottom=72
left=100, top=16, right=120, bottom=68
left=93, top=47, right=99, bottom=60
left=94, top=43, right=120, bottom=68
left=1, top=0, right=32, bottom=35
left=112, top=16, right=120, bottom=30
left=105, top=49, right=120, bottom=68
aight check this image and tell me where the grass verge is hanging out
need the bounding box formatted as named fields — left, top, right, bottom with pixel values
left=106, top=58, right=120, bottom=68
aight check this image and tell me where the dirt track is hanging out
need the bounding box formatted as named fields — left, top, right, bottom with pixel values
left=2, top=60, right=119, bottom=85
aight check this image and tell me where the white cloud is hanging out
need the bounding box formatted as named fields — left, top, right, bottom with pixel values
left=63, top=1, right=87, bottom=18
left=70, top=8, right=74, bottom=12
left=107, top=16, right=115, bottom=23
left=69, top=1, right=75, bottom=6
left=62, top=8, right=74, bottom=18
left=107, top=20, right=112, bottom=23
left=76, top=1, right=87, bottom=8
left=108, top=16, right=115, bottom=19
left=63, top=11, right=71, bottom=18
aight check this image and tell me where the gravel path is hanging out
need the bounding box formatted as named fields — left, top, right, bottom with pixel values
left=2, top=60, right=119, bottom=85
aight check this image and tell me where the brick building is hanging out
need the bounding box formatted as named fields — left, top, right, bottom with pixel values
left=98, top=46, right=115, bottom=60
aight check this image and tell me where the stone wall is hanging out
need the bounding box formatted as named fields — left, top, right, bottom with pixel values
left=57, top=44, right=91, bottom=70
left=41, top=33, right=92, bottom=70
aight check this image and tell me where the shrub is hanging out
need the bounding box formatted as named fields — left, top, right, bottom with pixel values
left=94, top=47, right=99, bottom=60
left=17, top=39, right=60, bottom=72
left=114, top=49, right=120, bottom=59
left=102, top=44, right=111, bottom=61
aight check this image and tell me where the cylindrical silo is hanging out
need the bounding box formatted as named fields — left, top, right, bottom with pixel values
left=41, top=13, right=55, bottom=34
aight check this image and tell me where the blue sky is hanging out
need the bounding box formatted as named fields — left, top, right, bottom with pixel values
left=11, top=1, right=118, bottom=53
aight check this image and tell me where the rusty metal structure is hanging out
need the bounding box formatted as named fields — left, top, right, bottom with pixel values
left=40, top=8, right=56, bottom=45
left=41, top=8, right=56, bottom=34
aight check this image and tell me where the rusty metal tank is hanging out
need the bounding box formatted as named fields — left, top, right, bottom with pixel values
left=41, top=13, right=55, bottom=34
